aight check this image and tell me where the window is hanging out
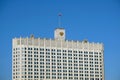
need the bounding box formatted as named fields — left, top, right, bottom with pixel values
left=89, top=52, right=93, bottom=54
left=84, top=51, right=88, bottom=54
left=46, top=76, right=50, bottom=79
left=68, top=50, right=72, bottom=53
left=40, top=66, right=44, bottom=68
left=94, top=52, right=98, bottom=54
left=46, top=73, right=50, bottom=75
left=57, top=49, right=61, bottom=52
left=63, top=70, right=67, bottom=72
left=46, top=66, right=50, bottom=68
left=28, top=47, right=32, bottom=50
left=52, top=49, right=55, bottom=52
left=68, top=54, right=72, bottom=56
left=63, top=77, right=67, bottom=79
left=40, top=48, right=44, bottom=51
left=46, top=49, right=50, bottom=51
left=63, top=50, right=66, bottom=52
left=74, top=74, right=78, bottom=76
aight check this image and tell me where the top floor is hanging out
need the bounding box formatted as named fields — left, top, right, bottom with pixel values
left=12, top=28, right=104, bottom=51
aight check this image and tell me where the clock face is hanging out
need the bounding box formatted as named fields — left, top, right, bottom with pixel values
left=59, top=32, right=64, bottom=36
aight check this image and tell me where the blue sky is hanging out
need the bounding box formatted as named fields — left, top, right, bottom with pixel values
left=0, top=0, right=120, bottom=80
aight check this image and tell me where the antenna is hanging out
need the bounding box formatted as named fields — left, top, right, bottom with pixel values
left=58, top=13, right=62, bottom=27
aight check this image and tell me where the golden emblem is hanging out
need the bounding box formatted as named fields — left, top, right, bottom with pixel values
left=60, top=32, right=64, bottom=36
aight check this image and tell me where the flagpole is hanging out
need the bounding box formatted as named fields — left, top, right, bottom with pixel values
left=58, top=13, right=62, bottom=27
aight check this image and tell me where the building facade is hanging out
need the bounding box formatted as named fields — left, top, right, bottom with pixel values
left=12, top=28, right=104, bottom=80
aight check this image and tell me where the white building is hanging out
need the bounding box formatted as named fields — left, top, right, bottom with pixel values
left=12, top=28, right=104, bottom=80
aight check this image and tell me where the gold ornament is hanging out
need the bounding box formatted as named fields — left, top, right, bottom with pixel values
left=60, top=32, right=64, bottom=36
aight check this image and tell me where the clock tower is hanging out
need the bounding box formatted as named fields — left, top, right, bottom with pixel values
left=54, top=28, right=65, bottom=40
